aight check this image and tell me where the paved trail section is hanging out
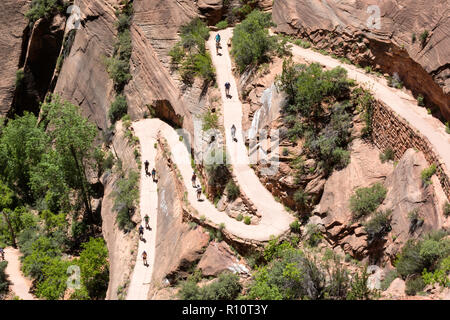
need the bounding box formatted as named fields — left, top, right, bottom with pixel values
left=4, top=247, right=35, bottom=300
left=208, top=28, right=295, bottom=236
left=126, top=126, right=159, bottom=300
left=288, top=41, right=450, bottom=177
left=132, top=118, right=294, bottom=244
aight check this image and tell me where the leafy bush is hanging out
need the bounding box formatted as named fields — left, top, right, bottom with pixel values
left=293, top=188, right=308, bottom=206
left=363, top=210, right=392, bottom=244
left=178, top=272, right=242, bottom=300
left=417, top=94, right=425, bottom=107
left=421, top=164, right=436, bottom=185
left=215, top=20, right=228, bottom=30
left=104, top=57, right=132, bottom=90
left=289, top=220, right=301, bottom=233
left=109, top=95, right=128, bottom=123
left=380, top=148, right=394, bottom=163
left=444, top=202, right=450, bottom=217
left=0, top=261, right=9, bottom=296
left=226, top=180, right=240, bottom=202
left=422, top=256, right=450, bottom=288
left=395, top=230, right=449, bottom=279
left=346, top=267, right=373, bottom=300
left=380, top=269, right=399, bottom=291
left=419, top=30, right=429, bottom=47
left=169, top=44, right=185, bottom=66
left=15, top=69, right=25, bottom=89
left=306, top=224, right=322, bottom=247
left=202, top=110, right=219, bottom=132
left=26, top=0, right=67, bottom=23
left=236, top=214, right=243, bottom=221
left=113, top=170, right=139, bottom=232
left=349, top=183, right=387, bottom=220
left=405, top=276, right=425, bottom=296
left=231, top=10, right=276, bottom=72
left=244, top=216, right=251, bottom=225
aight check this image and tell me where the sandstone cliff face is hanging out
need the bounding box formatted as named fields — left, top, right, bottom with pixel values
left=0, top=0, right=29, bottom=115
left=273, top=0, right=450, bottom=120
left=102, top=121, right=140, bottom=300
left=53, top=0, right=118, bottom=130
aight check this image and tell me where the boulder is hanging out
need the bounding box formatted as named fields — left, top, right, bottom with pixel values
left=198, top=0, right=224, bottom=25
left=197, top=241, right=245, bottom=277
left=384, top=278, right=406, bottom=297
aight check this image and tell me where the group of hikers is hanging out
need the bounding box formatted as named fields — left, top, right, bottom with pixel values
left=216, top=33, right=237, bottom=142
left=144, top=160, right=157, bottom=182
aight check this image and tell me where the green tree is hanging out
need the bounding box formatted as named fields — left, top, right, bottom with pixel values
left=77, top=237, right=109, bottom=299
left=231, top=10, right=276, bottom=72
left=41, top=95, right=98, bottom=220
left=0, top=181, right=16, bottom=247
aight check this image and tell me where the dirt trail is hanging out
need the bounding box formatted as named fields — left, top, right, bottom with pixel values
left=208, top=28, right=295, bottom=234
left=126, top=127, right=159, bottom=300
left=3, top=247, right=35, bottom=300
left=288, top=42, right=450, bottom=181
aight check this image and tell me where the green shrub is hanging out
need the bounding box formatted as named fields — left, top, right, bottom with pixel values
left=113, top=170, right=139, bottom=232
left=289, top=220, right=301, bottom=233
left=444, top=202, right=450, bottom=217
left=411, top=33, right=416, bottom=43
left=26, top=0, right=67, bottom=23
left=349, top=183, right=387, bottom=220
left=226, top=180, right=240, bottom=201
left=421, top=164, right=436, bottom=185
left=215, top=20, right=229, bottom=30
left=109, top=95, right=128, bottom=123
left=178, top=272, right=242, bottom=300
left=422, top=256, right=450, bottom=287
left=104, top=57, right=132, bottom=89
left=294, top=188, right=308, bottom=206
left=236, top=214, right=243, bottom=221
left=0, top=261, right=9, bottom=296
left=380, top=148, right=394, bottom=163
left=445, top=122, right=450, bottom=134
left=306, top=224, right=322, bottom=247
left=15, top=69, right=25, bottom=89
left=380, top=269, right=399, bottom=291
left=419, top=30, right=429, bottom=47
left=169, top=44, right=185, bottom=65
left=363, top=210, right=392, bottom=244
left=346, top=267, right=373, bottom=300
left=417, top=94, right=425, bottom=107
left=244, top=216, right=251, bottom=225
left=405, top=276, right=425, bottom=296
left=202, top=110, right=219, bottom=131
left=231, top=10, right=276, bottom=72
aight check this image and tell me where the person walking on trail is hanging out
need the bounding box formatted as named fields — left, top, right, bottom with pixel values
left=151, top=168, right=156, bottom=182
left=144, top=160, right=149, bottom=175
left=231, top=124, right=236, bottom=142
left=215, top=33, right=221, bottom=45
left=144, top=214, right=150, bottom=230
left=139, top=225, right=144, bottom=240
left=191, top=173, right=197, bottom=188
left=142, top=250, right=148, bottom=267
left=225, top=82, right=231, bottom=98
left=196, top=185, right=202, bottom=201
left=0, top=247, right=4, bottom=261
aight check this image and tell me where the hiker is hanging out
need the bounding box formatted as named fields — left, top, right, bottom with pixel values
left=142, top=250, right=148, bottom=266
left=231, top=124, right=236, bottom=141
left=144, top=214, right=150, bottom=230
left=216, top=38, right=221, bottom=55
left=0, top=247, right=4, bottom=261
left=151, top=168, right=156, bottom=182
left=191, top=173, right=197, bottom=188
left=215, top=33, right=221, bottom=45
left=225, top=82, right=231, bottom=98
left=196, top=186, right=202, bottom=201
left=139, top=225, right=144, bottom=240
left=144, top=160, right=149, bottom=175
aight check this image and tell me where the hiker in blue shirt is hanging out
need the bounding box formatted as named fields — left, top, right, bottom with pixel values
left=215, top=33, right=221, bottom=55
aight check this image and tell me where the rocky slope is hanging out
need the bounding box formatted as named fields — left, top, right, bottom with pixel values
left=273, top=0, right=450, bottom=120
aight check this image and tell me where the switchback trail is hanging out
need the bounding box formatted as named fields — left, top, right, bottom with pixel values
left=4, top=247, right=35, bottom=300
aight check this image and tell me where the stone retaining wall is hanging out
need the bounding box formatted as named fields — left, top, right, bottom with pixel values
left=371, top=100, right=450, bottom=200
